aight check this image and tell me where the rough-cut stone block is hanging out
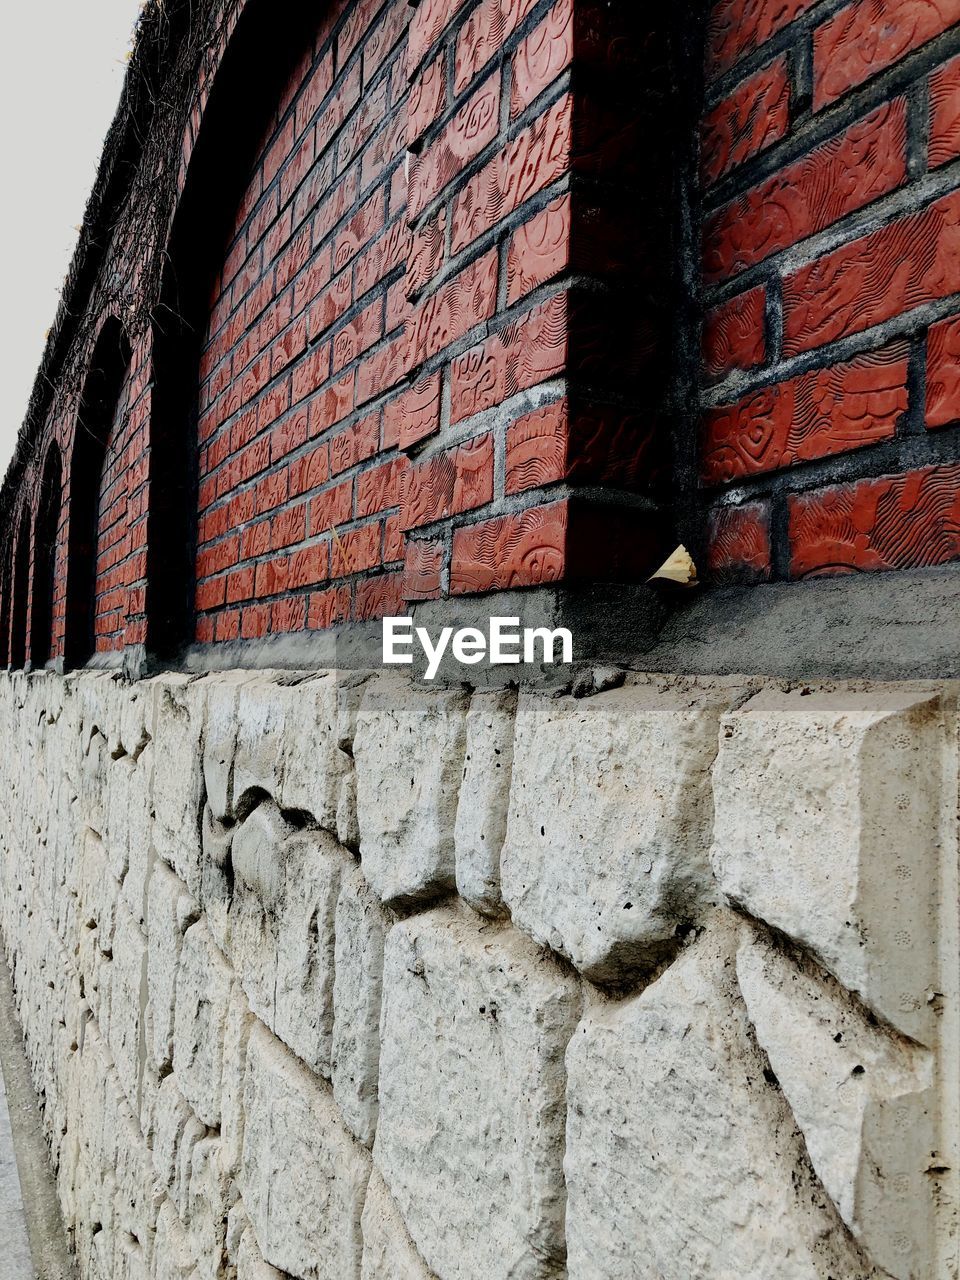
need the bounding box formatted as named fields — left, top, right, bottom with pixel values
left=502, top=682, right=727, bottom=982
left=737, top=926, right=936, bottom=1280
left=231, top=800, right=349, bottom=1073
left=564, top=915, right=874, bottom=1279
left=354, top=679, right=468, bottom=906
left=201, top=672, right=255, bottom=820
left=375, top=907, right=579, bottom=1279
left=146, top=862, right=199, bottom=1072
left=173, top=920, right=232, bottom=1127
left=361, top=1169, right=434, bottom=1279
left=109, top=901, right=147, bottom=1116
left=154, top=1200, right=199, bottom=1280
left=151, top=677, right=205, bottom=898
left=221, top=982, right=254, bottom=1177
left=119, top=745, right=154, bottom=928
left=711, top=687, right=944, bottom=1042
left=332, top=864, right=389, bottom=1146
left=241, top=1023, right=370, bottom=1279
left=454, top=690, right=516, bottom=917
left=238, top=1227, right=286, bottom=1280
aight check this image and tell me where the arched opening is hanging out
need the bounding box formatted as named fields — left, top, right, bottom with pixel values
left=30, top=442, right=63, bottom=668
left=9, top=516, right=29, bottom=670
left=65, top=320, right=131, bottom=670
left=148, top=0, right=318, bottom=659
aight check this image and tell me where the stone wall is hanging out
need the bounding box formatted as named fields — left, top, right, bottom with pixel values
left=0, top=667, right=957, bottom=1278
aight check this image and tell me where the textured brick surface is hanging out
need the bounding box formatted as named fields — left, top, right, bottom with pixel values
left=701, top=58, right=790, bottom=187
left=702, top=346, right=909, bottom=484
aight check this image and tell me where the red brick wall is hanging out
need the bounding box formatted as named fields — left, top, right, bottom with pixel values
left=702, top=0, right=960, bottom=580
left=193, top=0, right=672, bottom=644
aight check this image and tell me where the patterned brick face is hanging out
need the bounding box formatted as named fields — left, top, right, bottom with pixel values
left=186, top=0, right=675, bottom=645
left=700, top=0, right=960, bottom=583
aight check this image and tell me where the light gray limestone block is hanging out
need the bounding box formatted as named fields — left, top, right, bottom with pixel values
left=146, top=861, right=199, bottom=1072
left=375, top=906, right=580, bottom=1279
left=241, top=1022, right=370, bottom=1279
left=332, top=863, right=389, bottom=1146
left=711, top=686, right=945, bottom=1043
left=564, top=914, right=878, bottom=1280
left=502, top=681, right=728, bottom=982
left=150, top=676, right=205, bottom=898
left=172, top=919, right=232, bottom=1127
left=454, top=689, right=517, bottom=917
left=354, top=678, right=468, bottom=906
left=737, top=925, right=937, bottom=1280
left=360, top=1168, right=435, bottom=1279
left=231, top=799, right=349, bottom=1074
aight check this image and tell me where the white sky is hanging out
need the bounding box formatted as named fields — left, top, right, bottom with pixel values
left=0, top=1, right=144, bottom=478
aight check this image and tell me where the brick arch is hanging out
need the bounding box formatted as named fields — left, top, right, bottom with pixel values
left=0, top=536, right=10, bottom=669
left=147, top=0, right=320, bottom=661
left=29, top=441, right=63, bottom=668
left=9, top=510, right=30, bottom=670
left=64, top=318, right=132, bottom=670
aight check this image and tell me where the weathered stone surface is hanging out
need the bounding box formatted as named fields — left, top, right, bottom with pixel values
left=173, top=920, right=232, bottom=1127
left=237, top=1226, right=286, bottom=1280
left=241, top=1022, right=370, bottom=1279
left=454, top=690, right=516, bottom=917
left=151, top=677, right=205, bottom=898
left=354, top=678, right=468, bottom=906
left=146, top=862, right=199, bottom=1072
left=154, top=1200, right=200, bottom=1280
left=361, top=1168, right=435, bottom=1279
left=564, top=915, right=875, bottom=1279
left=736, top=926, right=936, bottom=1280
left=221, top=982, right=254, bottom=1177
left=502, top=682, right=726, bottom=982
left=375, top=907, right=580, bottom=1279
left=332, top=863, right=389, bottom=1146
left=231, top=800, right=349, bottom=1074
left=109, top=900, right=147, bottom=1116
left=711, top=687, right=944, bottom=1042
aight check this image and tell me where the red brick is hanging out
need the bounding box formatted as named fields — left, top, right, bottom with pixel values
left=450, top=292, right=568, bottom=423
left=400, top=435, right=494, bottom=530
left=288, top=540, right=331, bottom=589
left=383, top=513, right=405, bottom=562
left=409, top=0, right=470, bottom=71
left=409, top=73, right=501, bottom=219
left=407, top=56, right=447, bottom=147
left=706, top=502, right=772, bottom=583
left=782, top=189, right=960, bottom=356
left=454, top=0, right=539, bottom=93
left=402, top=538, right=445, bottom=600
left=353, top=570, right=405, bottom=619
left=701, top=57, right=790, bottom=187
left=814, top=0, right=960, bottom=110
left=271, top=596, right=307, bottom=632
left=272, top=502, right=309, bottom=550
left=511, top=0, right=573, bottom=117
left=702, top=345, right=909, bottom=484
left=789, top=465, right=960, bottom=576
left=926, top=312, right=960, bottom=428
left=289, top=444, right=330, bottom=496
left=330, top=415, right=381, bottom=474
left=407, top=211, right=447, bottom=296
left=931, top=53, right=960, bottom=168
left=707, top=0, right=817, bottom=77
left=506, top=196, right=571, bottom=305
left=406, top=251, right=499, bottom=368
left=332, top=521, right=382, bottom=576
left=703, top=99, right=908, bottom=283
left=505, top=399, right=568, bottom=494
left=215, top=609, right=241, bottom=642
left=451, top=502, right=567, bottom=593
left=383, top=374, right=443, bottom=449
left=451, top=94, right=572, bottom=255
left=241, top=603, right=271, bottom=639
left=332, top=301, right=384, bottom=374
left=310, top=479, right=354, bottom=534
left=308, top=585, right=351, bottom=629
left=356, top=457, right=409, bottom=517
left=703, top=286, right=767, bottom=380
